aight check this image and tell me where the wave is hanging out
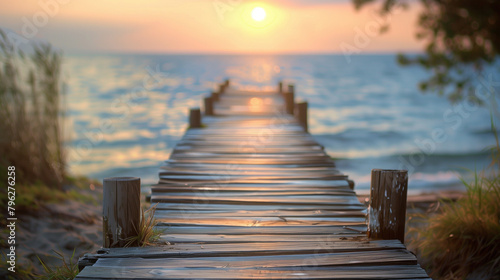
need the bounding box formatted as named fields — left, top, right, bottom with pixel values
left=353, top=170, right=466, bottom=195
left=393, top=149, right=491, bottom=160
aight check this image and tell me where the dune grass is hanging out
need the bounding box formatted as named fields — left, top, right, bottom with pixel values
left=0, top=30, right=66, bottom=190
left=123, top=204, right=163, bottom=247
left=408, top=119, right=500, bottom=279
left=0, top=176, right=99, bottom=216
left=36, top=249, right=79, bottom=280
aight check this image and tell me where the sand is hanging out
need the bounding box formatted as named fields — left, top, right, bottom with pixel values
left=1, top=184, right=103, bottom=275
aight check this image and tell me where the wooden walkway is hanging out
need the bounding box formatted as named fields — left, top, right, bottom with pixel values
left=77, top=84, right=429, bottom=279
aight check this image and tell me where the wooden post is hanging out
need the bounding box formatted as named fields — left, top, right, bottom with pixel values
left=284, top=86, right=295, bottom=115
left=368, top=169, right=408, bottom=244
left=189, top=108, right=202, bottom=128
left=204, top=96, right=214, bottom=116
left=103, top=177, right=141, bottom=248
left=348, top=179, right=355, bottom=190
left=279, top=81, right=283, bottom=94
left=211, top=91, right=219, bottom=102
left=295, top=101, right=308, bottom=132
left=219, top=79, right=230, bottom=94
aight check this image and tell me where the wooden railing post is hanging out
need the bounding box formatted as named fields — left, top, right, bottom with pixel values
left=285, top=85, right=295, bottom=115
left=204, top=96, right=214, bottom=116
left=295, top=101, right=308, bottom=132
left=189, top=108, right=202, bottom=128
left=348, top=179, right=355, bottom=190
left=368, top=169, right=408, bottom=244
left=212, top=91, right=219, bottom=102
left=219, top=79, right=230, bottom=94
left=103, top=177, right=140, bottom=248
left=279, top=81, right=283, bottom=94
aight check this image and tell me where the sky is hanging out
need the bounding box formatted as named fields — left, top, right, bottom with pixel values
left=0, top=0, right=424, bottom=54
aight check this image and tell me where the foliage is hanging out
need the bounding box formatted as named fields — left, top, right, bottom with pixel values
left=36, top=249, right=79, bottom=280
left=0, top=29, right=66, bottom=190
left=407, top=117, right=500, bottom=279
left=353, top=0, right=500, bottom=102
left=123, top=204, right=163, bottom=247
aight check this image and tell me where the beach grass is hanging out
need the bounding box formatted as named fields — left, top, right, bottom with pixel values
left=0, top=30, right=66, bottom=190
left=37, top=249, right=79, bottom=280
left=0, top=174, right=101, bottom=279
left=408, top=118, right=500, bottom=279
left=124, top=204, right=163, bottom=247
left=0, top=176, right=99, bottom=215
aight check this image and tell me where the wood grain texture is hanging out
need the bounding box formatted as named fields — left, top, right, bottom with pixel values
left=77, top=83, right=427, bottom=279
left=189, top=108, right=201, bottom=128
left=368, top=169, right=409, bottom=243
left=295, top=101, right=308, bottom=132
left=102, top=177, right=141, bottom=248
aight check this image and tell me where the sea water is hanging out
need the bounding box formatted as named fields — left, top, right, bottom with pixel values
left=63, top=54, right=496, bottom=194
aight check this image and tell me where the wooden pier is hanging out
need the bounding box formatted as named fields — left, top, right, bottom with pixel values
left=77, top=81, right=429, bottom=279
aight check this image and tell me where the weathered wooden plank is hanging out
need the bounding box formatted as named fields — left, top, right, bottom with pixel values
left=154, top=209, right=366, bottom=218
left=155, top=216, right=366, bottom=227
left=158, top=165, right=334, bottom=172
left=157, top=179, right=351, bottom=188
left=153, top=192, right=358, bottom=199
left=152, top=186, right=355, bottom=195
left=154, top=202, right=366, bottom=212
left=173, top=146, right=324, bottom=153
left=92, top=249, right=417, bottom=269
left=158, top=174, right=344, bottom=182
left=150, top=194, right=361, bottom=206
left=84, top=240, right=405, bottom=259
left=77, top=265, right=429, bottom=279
left=160, top=158, right=334, bottom=165
left=155, top=179, right=350, bottom=187
left=164, top=159, right=334, bottom=166
left=158, top=168, right=341, bottom=177
left=158, top=233, right=367, bottom=243
left=158, top=225, right=367, bottom=235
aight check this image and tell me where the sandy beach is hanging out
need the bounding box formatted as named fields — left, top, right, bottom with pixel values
left=1, top=182, right=103, bottom=276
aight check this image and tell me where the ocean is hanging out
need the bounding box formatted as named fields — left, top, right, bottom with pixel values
left=63, top=54, right=496, bottom=195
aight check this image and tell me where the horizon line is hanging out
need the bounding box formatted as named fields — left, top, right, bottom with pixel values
left=65, top=50, right=424, bottom=56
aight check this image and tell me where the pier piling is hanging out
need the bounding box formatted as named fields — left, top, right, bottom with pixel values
left=368, top=169, right=408, bottom=244
left=189, top=108, right=202, bottom=128
left=102, top=177, right=141, bottom=248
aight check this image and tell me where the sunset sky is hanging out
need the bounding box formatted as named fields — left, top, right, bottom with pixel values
left=0, top=0, right=423, bottom=54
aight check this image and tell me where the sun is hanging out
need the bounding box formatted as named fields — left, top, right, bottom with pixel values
left=251, top=7, right=266, bottom=22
